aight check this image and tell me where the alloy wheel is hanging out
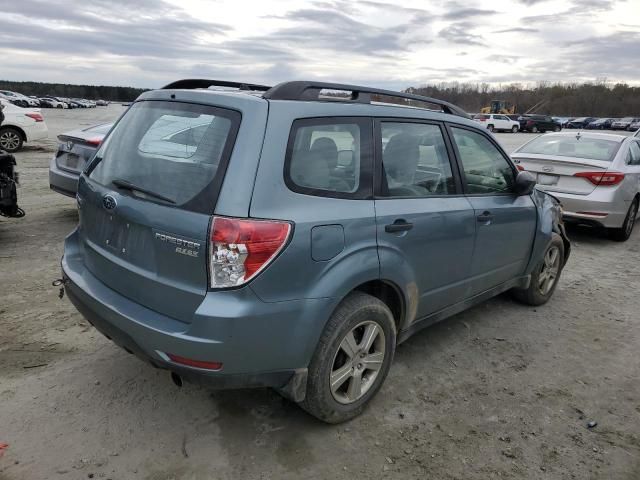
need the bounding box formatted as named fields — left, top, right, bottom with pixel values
left=0, top=131, right=20, bottom=151
left=625, top=201, right=638, bottom=237
left=330, top=321, right=386, bottom=404
left=538, top=246, right=560, bottom=295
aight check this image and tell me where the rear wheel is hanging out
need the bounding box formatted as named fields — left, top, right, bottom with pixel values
left=301, top=292, right=396, bottom=423
left=609, top=198, right=638, bottom=242
left=531, top=126, right=539, bottom=133
left=554, top=125, right=561, bottom=132
left=512, top=234, right=564, bottom=306
left=0, top=127, right=23, bottom=153
left=511, top=125, right=519, bottom=133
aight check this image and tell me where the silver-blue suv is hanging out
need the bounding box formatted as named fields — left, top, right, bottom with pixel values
left=62, top=80, right=570, bottom=423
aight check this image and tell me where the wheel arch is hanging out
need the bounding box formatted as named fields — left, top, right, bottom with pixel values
left=0, top=124, right=27, bottom=141
left=352, top=279, right=406, bottom=336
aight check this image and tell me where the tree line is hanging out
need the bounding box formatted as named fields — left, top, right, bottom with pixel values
left=0, top=80, right=147, bottom=102
left=405, top=81, right=640, bottom=117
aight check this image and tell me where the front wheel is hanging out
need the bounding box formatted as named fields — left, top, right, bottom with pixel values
left=609, top=198, right=638, bottom=242
left=0, top=127, right=23, bottom=153
left=301, top=292, right=396, bottom=423
left=512, top=234, right=564, bottom=306
left=487, top=125, right=495, bottom=132
left=511, top=125, right=519, bottom=133
left=531, top=126, right=539, bottom=133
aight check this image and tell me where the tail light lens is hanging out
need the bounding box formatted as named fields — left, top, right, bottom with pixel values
left=516, top=164, right=526, bottom=171
left=574, top=171, right=625, bottom=186
left=86, top=138, right=102, bottom=147
left=209, top=216, right=292, bottom=288
left=25, top=113, right=43, bottom=122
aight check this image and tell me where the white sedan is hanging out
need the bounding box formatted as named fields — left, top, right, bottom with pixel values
left=473, top=114, right=520, bottom=133
left=512, top=131, right=640, bottom=241
left=0, top=99, right=48, bottom=152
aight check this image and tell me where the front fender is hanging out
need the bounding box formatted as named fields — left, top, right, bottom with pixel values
left=527, top=189, right=571, bottom=273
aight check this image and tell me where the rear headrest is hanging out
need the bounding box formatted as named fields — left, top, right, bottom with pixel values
left=311, top=137, right=339, bottom=169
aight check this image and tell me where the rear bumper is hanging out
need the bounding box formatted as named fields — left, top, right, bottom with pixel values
left=61, top=230, right=337, bottom=390
left=26, top=122, right=48, bottom=141
left=546, top=191, right=628, bottom=228
left=49, top=156, right=79, bottom=197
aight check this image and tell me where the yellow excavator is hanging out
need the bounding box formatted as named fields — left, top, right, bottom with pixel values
left=480, top=100, right=515, bottom=115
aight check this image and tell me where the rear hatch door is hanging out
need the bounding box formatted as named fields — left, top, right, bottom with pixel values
left=77, top=99, right=241, bottom=323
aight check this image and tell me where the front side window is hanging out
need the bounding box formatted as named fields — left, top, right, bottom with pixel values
left=451, top=127, right=515, bottom=194
left=380, top=122, right=456, bottom=197
left=89, top=101, right=240, bottom=212
left=286, top=118, right=371, bottom=197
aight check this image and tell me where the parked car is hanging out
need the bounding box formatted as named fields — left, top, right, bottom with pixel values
left=512, top=131, right=640, bottom=241
left=552, top=117, right=574, bottom=128
left=49, top=123, right=112, bottom=197
left=473, top=114, right=520, bottom=133
left=0, top=99, right=48, bottom=152
left=518, top=114, right=561, bottom=133
left=38, top=97, right=67, bottom=108
left=0, top=90, right=39, bottom=108
left=61, top=79, right=570, bottom=423
left=611, top=117, right=638, bottom=130
left=628, top=119, right=640, bottom=131
left=566, top=117, right=597, bottom=129
left=586, top=118, right=614, bottom=130
left=96, top=100, right=109, bottom=106
left=68, top=99, right=86, bottom=108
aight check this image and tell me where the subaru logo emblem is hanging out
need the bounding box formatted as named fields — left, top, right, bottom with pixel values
left=542, top=166, right=554, bottom=173
left=102, top=194, right=117, bottom=210
left=66, top=141, right=73, bottom=150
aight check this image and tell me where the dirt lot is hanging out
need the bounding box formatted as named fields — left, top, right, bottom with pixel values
left=1, top=106, right=639, bottom=479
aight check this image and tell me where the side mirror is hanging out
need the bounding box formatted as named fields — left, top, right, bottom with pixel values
left=514, top=170, right=536, bottom=196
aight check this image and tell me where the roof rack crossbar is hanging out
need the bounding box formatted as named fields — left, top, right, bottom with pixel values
left=162, top=79, right=272, bottom=92
left=263, top=81, right=469, bottom=118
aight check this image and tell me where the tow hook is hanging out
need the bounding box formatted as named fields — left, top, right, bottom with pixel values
left=52, top=278, right=69, bottom=299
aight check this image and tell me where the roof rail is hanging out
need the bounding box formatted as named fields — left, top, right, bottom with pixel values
left=162, top=79, right=272, bottom=92
left=263, top=81, right=469, bottom=118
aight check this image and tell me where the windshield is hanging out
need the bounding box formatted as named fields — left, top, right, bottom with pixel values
left=517, top=135, right=621, bottom=161
left=88, top=100, right=240, bottom=212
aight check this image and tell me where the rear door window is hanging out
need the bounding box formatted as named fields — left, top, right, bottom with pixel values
left=379, top=122, right=457, bottom=197
left=88, top=101, right=240, bottom=213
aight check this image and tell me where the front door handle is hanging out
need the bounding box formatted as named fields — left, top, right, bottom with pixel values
left=385, top=219, right=414, bottom=233
left=477, top=211, right=494, bottom=224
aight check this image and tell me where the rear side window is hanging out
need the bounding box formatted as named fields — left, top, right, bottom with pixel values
left=517, top=135, right=620, bottom=161
left=88, top=101, right=240, bottom=213
left=285, top=117, right=372, bottom=198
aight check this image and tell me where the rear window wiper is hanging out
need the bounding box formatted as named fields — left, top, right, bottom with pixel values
left=111, top=178, right=176, bottom=204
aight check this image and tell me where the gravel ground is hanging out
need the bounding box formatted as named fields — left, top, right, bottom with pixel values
left=1, top=106, right=639, bottom=480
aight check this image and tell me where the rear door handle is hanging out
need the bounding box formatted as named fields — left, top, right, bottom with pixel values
left=477, top=211, right=494, bottom=224
left=385, top=219, right=414, bottom=233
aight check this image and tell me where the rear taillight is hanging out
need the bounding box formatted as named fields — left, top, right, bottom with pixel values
left=209, top=216, right=291, bottom=288
left=516, top=164, right=526, bottom=171
left=25, top=113, right=43, bottom=122
left=86, top=138, right=102, bottom=147
left=574, top=171, right=625, bottom=186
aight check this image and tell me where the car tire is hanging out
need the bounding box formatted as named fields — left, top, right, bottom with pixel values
left=487, top=125, right=495, bottom=132
left=0, top=127, right=24, bottom=153
left=300, top=292, right=396, bottom=424
left=511, top=125, right=519, bottom=133
left=512, top=233, right=564, bottom=306
left=554, top=125, right=561, bottom=132
left=609, top=198, right=638, bottom=242
left=531, top=126, right=539, bottom=133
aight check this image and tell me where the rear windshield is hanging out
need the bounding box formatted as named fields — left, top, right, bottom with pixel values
left=517, top=135, right=621, bottom=161
left=88, top=101, right=240, bottom=212
left=474, top=114, right=489, bottom=120
left=86, top=123, right=112, bottom=134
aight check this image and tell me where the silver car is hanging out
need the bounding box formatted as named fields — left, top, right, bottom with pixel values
left=512, top=131, right=640, bottom=241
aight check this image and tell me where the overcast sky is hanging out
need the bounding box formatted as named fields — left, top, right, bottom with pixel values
left=1, top=0, right=639, bottom=90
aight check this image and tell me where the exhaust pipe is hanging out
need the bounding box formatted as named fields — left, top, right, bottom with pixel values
left=171, top=372, right=183, bottom=388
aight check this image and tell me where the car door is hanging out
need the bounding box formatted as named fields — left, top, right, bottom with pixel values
left=374, top=119, right=476, bottom=322
left=495, top=115, right=509, bottom=130
left=448, top=125, right=537, bottom=294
